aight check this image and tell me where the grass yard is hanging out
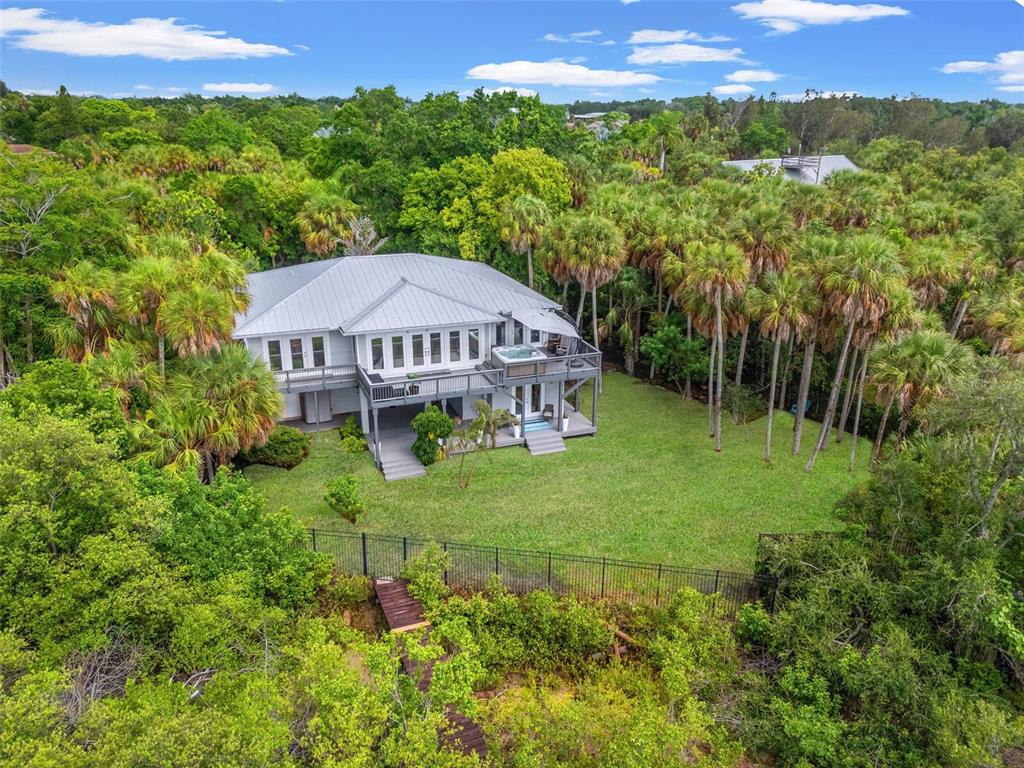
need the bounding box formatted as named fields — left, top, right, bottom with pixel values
left=245, top=372, right=870, bottom=571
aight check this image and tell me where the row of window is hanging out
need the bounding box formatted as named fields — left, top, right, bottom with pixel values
left=267, top=336, right=326, bottom=372
left=370, top=328, right=481, bottom=371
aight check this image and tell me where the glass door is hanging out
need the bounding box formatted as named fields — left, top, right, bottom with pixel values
left=528, top=383, right=542, bottom=418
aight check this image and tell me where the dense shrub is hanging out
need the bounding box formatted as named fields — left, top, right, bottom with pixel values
left=410, top=405, right=453, bottom=466
left=339, top=416, right=368, bottom=453
left=323, top=475, right=365, bottom=524
left=238, top=425, right=310, bottom=469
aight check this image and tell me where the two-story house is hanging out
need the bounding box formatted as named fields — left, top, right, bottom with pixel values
left=234, top=253, right=601, bottom=479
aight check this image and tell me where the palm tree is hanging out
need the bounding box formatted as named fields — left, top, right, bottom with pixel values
left=50, top=260, right=117, bottom=360
left=686, top=241, right=749, bottom=452
left=134, top=390, right=214, bottom=481
left=868, top=330, right=974, bottom=461
left=805, top=233, right=905, bottom=471
left=903, top=237, right=963, bottom=309
left=603, top=267, right=653, bottom=377
left=294, top=194, right=358, bottom=258
left=176, top=344, right=282, bottom=468
left=729, top=199, right=794, bottom=278
left=747, top=272, right=816, bottom=464
left=159, top=286, right=235, bottom=358
left=789, top=233, right=842, bottom=454
left=120, top=254, right=176, bottom=379
left=566, top=214, right=627, bottom=349
left=471, top=399, right=516, bottom=449
left=500, top=194, right=550, bottom=290
left=89, top=339, right=160, bottom=420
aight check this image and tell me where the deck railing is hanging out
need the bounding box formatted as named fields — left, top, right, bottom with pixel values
left=356, top=365, right=505, bottom=406
left=273, top=364, right=357, bottom=392
left=497, top=339, right=602, bottom=382
left=305, top=529, right=776, bottom=619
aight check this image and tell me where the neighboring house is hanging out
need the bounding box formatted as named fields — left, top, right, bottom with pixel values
left=566, top=112, right=628, bottom=141
left=721, top=154, right=859, bottom=184
left=234, top=253, right=601, bottom=478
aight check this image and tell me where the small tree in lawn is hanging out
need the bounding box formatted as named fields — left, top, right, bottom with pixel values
left=472, top=399, right=516, bottom=449
left=639, top=323, right=707, bottom=395
left=324, top=475, right=366, bottom=524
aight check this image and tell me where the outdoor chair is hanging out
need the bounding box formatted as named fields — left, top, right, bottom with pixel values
left=542, top=404, right=554, bottom=421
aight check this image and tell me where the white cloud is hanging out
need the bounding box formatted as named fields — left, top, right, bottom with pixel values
left=467, top=60, right=661, bottom=87
left=458, top=86, right=538, bottom=98
left=293, top=43, right=310, bottom=51
left=627, top=43, right=744, bottom=65
left=622, top=0, right=641, bottom=4
left=133, top=84, right=154, bottom=90
left=731, top=0, right=908, bottom=34
left=570, top=56, right=588, bottom=64
left=941, top=50, right=1024, bottom=92
left=599, top=40, right=616, bottom=46
left=713, top=83, right=756, bottom=95
left=203, top=82, right=277, bottom=94
left=0, top=6, right=291, bottom=60
left=725, top=69, right=780, bottom=82
left=628, top=29, right=732, bottom=44
left=543, top=29, right=603, bottom=44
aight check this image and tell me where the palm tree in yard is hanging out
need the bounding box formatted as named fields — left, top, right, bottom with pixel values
left=686, top=241, right=749, bottom=452
left=50, top=260, right=118, bottom=360
left=747, top=272, right=816, bottom=464
left=567, top=213, right=627, bottom=349
left=159, top=286, right=235, bottom=357
left=804, top=232, right=905, bottom=471
left=89, top=338, right=160, bottom=420
left=789, top=233, right=843, bottom=454
left=294, top=193, right=358, bottom=258
left=500, top=194, right=550, bottom=290
left=120, top=254, right=177, bottom=380
left=867, top=329, right=973, bottom=463
left=903, top=237, right=963, bottom=310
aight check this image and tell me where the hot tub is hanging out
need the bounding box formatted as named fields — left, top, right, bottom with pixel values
left=492, top=344, right=546, bottom=376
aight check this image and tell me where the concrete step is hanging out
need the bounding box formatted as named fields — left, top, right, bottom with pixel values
left=525, top=431, right=566, bottom=456
left=384, top=465, right=426, bottom=481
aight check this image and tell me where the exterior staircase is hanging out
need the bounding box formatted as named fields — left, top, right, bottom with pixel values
left=523, top=420, right=566, bottom=456
left=379, top=441, right=426, bottom=481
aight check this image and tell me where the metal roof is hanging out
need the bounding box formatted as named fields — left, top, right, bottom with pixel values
left=721, top=154, right=859, bottom=184
left=234, top=253, right=558, bottom=338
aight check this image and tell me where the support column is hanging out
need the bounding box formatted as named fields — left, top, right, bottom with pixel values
left=314, top=391, right=321, bottom=434
left=372, top=407, right=380, bottom=467
left=359, top=390, right=370, bottom=434
left=591, top=378, right=598, bottom=432
left=557, top=380, right=564, bottom=432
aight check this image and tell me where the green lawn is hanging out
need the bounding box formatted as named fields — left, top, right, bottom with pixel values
left=245, top=372, right=870, bottom=571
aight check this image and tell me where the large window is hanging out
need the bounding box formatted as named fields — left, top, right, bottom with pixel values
left=513, top=321, right=524, bottom=345
left=412, top=334, right=425, bottom=366
left=467, top=328, right=480, bottom=360
left=312, top=336, right=326, bottom=367
left=530, top=328, right=541, bottom=343
left=430, top=332, right=442, bottom=364
left=267, top=340, right=283, bottom=371
left=496, top=323, right=506, bottom=347
left=449, top=330, right=461, bottom=362
left=289, top=338, right=304, bottom=370
left=370, top=337, right=384, bottom=370
left=391, top=335, right=405, bottom=368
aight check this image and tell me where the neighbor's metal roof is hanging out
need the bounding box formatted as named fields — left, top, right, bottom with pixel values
left=721, top=154, right=859, bottom=184
left=234, top=253, right=557, bottom=338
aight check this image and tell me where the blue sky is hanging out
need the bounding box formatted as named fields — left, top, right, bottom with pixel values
left=1, top=1, right=1022, bottom=103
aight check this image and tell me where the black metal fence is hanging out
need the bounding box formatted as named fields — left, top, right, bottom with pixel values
left=306, top=529, right=776, bottom=619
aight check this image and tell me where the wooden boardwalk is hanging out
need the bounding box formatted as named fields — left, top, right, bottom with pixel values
left=373, top=579, right=487, bottom=758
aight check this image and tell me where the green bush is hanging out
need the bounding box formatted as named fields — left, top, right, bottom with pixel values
left=340, top=434, right=367, bottom=453
left=736, top=603, right=772, bottom=649
left=324, top=475, right=366, bottom=524
left=410, top=405, right=453, bottom=466
left=239, top=425, right=310, bottom=469
left=400, top=542, right=450, bottom=608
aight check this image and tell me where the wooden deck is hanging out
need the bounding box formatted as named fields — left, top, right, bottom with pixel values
left=373, top=579, right=487, bottom=758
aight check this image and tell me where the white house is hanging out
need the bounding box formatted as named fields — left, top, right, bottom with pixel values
left=234, top=253, right=601, bottom=479
left=721, top=154, right=859, bottom=184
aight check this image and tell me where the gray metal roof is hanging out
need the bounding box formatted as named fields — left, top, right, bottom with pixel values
left=234, top=253, right=558, bottom=338
left=721, top=154, right=858, bottom=184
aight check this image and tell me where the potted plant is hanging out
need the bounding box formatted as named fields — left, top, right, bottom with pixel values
left=512, top=417, right=521, bottom=439
left=562, top=414, right=570, bottom=431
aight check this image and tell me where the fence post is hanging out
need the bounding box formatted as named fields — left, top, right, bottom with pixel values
left=494, top=546, right=499, bottom=576
left=311, top=528, right=317, bottom=552
left=655, top=563, right=662, bottom=605
left=547, top=552, right=552, bottom=589
left=443, top=541, right=448, bottom=585
left=600, top=557, right=606, bottom=599
left=713, top=570, right=720, bottom=594
left=402, top=536, right=408, bottom=563
left=361, top=532, right=368, bottom=576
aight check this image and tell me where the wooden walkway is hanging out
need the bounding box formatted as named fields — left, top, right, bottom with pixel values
left=373, top=579, right=487, bottom=758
